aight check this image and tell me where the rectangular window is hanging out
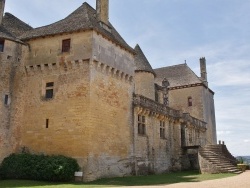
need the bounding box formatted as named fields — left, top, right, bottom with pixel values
left=62, top=39, right=71, bottom=53
left=0, top=40, right=5, bottom=52
left=138, top=115, right=146, bottom=135
left=45, top=82, right=54, bottom=99
left=188, top=97, right=193, bottom=107
left=160, top=121, right=165, bottom=139
left=4, top=95, right=9, bottom=105
left=46, top=119, right=49, bottom=128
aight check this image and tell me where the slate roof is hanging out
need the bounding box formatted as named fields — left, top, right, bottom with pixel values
left=0, top=13, right=33, bottom=43
left=154, top=64, right=202, bottom=87
left=19, top=2, right=134, bottom=53
left=134, top=44, right=155, bottom=75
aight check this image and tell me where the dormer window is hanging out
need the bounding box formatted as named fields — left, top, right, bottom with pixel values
left=0, top=39, right=5, bottom=52
left=62, top=39, right=71, bottom=53
left=188, top=97, right=193, bottom=107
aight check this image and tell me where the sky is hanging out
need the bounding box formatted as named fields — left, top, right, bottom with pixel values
left=4, top=0, right=250, bottom=156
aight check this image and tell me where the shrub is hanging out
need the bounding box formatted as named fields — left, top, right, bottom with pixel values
left=0, top=153, right=80, bottom=181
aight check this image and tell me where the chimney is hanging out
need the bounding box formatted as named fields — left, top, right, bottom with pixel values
left=200, top=57, right=208, bottom=86
left=0, top=0, right=5, bottom=25
left=96, top=0, right=109, bottom=25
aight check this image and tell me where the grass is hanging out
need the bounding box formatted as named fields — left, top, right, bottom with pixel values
left=0, top=171, right=236, bottom=188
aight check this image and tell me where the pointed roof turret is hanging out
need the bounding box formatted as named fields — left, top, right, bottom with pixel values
left=134, top=44, right=155, bottom=76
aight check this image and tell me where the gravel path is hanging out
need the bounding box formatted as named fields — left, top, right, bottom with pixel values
left=119, top=171, right=250, bottom=188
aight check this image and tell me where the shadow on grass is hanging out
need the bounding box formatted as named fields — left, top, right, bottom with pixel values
left=0, top=171, right=236, bottom=188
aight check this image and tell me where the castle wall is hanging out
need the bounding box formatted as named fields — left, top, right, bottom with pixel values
left=168, top=86, right=204, bottom=121
left=0, top=40, right=23, bottom=162
left=20, top=61, right=90, bottom=156
left=168, top=86, right=216, bottom=145
left=134, top=72, right=155, bottom=100
left=23, top=31, right=93, bottom=66
left=19, top=32, right=93, bottom=170
left=92, top=31, right=134, bottom=76
left=82, top=32, right=135, bottom=181
left=133, top=108, right=183, bottom=174
left=202, top=88, right=217, bottom=144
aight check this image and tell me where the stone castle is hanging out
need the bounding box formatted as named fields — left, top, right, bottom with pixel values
left=0, top=0, right=218, bottom=180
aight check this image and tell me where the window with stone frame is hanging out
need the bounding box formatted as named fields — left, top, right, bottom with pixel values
left=160, top=121, right=165, bottom=139
left=138, top=115, right=146, bottom=135
left=0, top=39, right=5, bottom=52
left=45, top=82, right=54, bottom=99
left=62, top=39, right=71, bottom=53
left=188, top=96, right=193, bottom=107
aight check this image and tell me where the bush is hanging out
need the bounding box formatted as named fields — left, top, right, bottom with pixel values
left=0, top=153, right=80, bottom=181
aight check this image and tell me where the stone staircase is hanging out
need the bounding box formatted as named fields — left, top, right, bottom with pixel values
left=198, top=144, right=242, bottom=174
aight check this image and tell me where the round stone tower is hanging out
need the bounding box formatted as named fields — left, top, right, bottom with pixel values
left=134, top=44, right=156, bottom=100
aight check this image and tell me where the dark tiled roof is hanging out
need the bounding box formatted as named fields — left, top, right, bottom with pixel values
left=20, top=2, right=134, bottom=53
left=134, top=44, right=155, bottom=75
left=154, top=64, right=202, bottom=87
left=2, top=13, right=33, bottom=37
left=0, top=13, right=33, bottom=43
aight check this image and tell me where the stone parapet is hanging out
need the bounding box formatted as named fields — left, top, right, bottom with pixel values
left=133, top=94, right=206, bottom=129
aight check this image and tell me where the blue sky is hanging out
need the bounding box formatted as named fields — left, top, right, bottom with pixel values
left=5, top=0, right=250, bottom=156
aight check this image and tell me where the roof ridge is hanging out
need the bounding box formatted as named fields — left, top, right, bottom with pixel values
left=154, top=63, right=187, bottom=70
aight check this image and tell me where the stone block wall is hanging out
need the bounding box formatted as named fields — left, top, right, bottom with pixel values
left=0, top=40, right=24, bottom=162
left=134, top=72, right=155, bottom=100
left=201, top=88, right=217, bottom=144
left=168, top=86, right=204, bottom=120
left=133, top=107, right=184, bottom=174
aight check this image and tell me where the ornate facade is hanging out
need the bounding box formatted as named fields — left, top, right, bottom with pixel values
left=0, top=0, right=216, bottom=181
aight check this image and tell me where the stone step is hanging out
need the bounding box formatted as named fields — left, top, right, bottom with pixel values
left=199, top=144, right=240, bottom=174
left=214, top=163, right=235, bottom=167
left=207, top=157, right=232, bottom=164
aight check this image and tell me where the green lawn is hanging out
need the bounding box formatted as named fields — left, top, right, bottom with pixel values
left=0, top=171, right=236, bottom=188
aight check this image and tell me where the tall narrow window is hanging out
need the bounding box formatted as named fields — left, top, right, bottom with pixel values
left=188, top=97, right=193, bottom=107
left=0, top=40, right=5, bottom=52
left=138, top=115, right=146, bottom=135
left=62, top=39, right=71, bottom=53
left=46, top=119, right=49, bottom=128
left=160, top=121, right=165, bottom=139
left=45, top=82, right=54, bottom=99
left=4, top=95, right=9, bottom=105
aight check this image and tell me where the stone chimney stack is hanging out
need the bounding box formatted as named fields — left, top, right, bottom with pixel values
left=96, top=0, right=109, bottom=25
left=200, top=57, right=208, bottom=86
left=0, top=0, right=5, bottom=25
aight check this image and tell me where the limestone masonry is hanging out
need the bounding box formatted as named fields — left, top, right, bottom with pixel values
left=0, top=0, right=218, bottom=180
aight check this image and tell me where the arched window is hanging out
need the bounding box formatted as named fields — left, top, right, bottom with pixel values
left=188, top=97, right=193, bottom=107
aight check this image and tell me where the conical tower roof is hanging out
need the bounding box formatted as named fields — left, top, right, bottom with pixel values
left=134, top=44, right=155, bottom=76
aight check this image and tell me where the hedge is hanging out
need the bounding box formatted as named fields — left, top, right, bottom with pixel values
left=0, top=153, right=80, bottom=181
